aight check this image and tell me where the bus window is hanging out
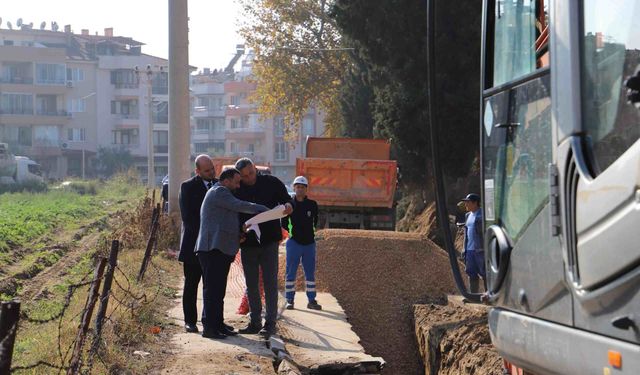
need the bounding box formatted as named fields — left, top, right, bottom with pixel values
left=581, top=0, right=640, bottom=174
left=492, top=0, right=549, bottom=87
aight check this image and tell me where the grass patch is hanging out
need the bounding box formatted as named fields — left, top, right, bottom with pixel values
left=8, top=192, right=181, bottom=375
left=0, top=174, right=145, bottom=255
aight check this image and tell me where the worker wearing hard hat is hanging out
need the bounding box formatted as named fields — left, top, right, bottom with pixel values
left=282, top=176, right=322, bottom=310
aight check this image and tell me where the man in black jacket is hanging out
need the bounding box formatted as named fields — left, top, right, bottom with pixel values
left=234, top=158, right=293, bottom=337
left=178, top=154, right=216, bottom=333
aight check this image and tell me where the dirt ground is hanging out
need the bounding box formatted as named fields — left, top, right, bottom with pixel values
left=279, top=229, right=459, bottom=375
left=414, top=303, right=502, bottom=375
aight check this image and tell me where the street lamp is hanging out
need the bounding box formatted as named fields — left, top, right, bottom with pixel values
left=135, top=64, right=163, bottom=188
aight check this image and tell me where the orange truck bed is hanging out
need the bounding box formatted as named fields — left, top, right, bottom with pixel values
left=296, top=158, right=397, bottom=208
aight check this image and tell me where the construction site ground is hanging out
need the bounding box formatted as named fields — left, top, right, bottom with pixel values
left=159, top=229, right=502, bottom=375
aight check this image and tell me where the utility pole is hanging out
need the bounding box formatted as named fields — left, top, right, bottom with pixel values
left=168, top=0, right=191, bottom=217
left=136, top=65, right=156, bottom=188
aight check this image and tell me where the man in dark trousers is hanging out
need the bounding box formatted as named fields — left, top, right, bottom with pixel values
left=234, top=158, right=293, bottom=337
left=195, top=168, right=268, bottom=339
left=282, top=176, right=322, bottom=311
left=178, top=154, right=216, bottom=333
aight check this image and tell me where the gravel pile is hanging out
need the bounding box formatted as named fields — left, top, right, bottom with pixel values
left=279, top=229, right=458, bottom=375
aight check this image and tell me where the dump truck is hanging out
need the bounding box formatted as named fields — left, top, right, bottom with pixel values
left=296, top=137, right=397, bottom=230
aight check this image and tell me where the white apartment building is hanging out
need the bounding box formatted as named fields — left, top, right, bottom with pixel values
left=0, top=24, right=169, bottom=181
left=191, top=50, right=326, bottom=185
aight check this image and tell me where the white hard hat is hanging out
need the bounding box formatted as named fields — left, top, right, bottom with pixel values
left=292, top=176, right=308, bottom=186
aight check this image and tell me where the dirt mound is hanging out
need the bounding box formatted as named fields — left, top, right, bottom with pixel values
left=414, top=303, right=502, bottom=375
left=279, top=229, right=458, bottom=374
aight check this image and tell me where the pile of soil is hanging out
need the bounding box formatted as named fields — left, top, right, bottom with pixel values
left=414, top=303, right=502, bottom=375
left=279, top=229, right=459, bottom=374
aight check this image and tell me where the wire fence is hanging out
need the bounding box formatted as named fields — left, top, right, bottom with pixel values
left=0, top=198, right=168, bottom=374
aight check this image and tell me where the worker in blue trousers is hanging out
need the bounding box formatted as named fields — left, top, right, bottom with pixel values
left=282, top=176, right=322, bottom=310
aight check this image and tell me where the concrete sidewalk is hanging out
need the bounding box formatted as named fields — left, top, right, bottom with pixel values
left=160, top=252, right=383, bottom=374
left=278, top=293, right=384, bottom=372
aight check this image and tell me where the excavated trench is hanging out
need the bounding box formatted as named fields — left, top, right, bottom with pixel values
left=278, top=229, right=502, bottom=374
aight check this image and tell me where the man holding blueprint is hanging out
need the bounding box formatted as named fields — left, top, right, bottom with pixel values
left=233, top=158, right=293, bottom=337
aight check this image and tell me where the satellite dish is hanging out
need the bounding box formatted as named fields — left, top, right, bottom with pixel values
left=52, top=22, right=59, bottom=31
left=16, top=18, right=22, bottom=27
left=7, top=21, right=12, bottom=30
left=0, top=18, right=3, bottom=28
left=40, top=22, right=46, bottom=30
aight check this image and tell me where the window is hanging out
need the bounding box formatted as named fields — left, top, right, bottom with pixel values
left=66, top=68, right=85, bottom=82
left=67, top=98, right=86, bottom=113
left=152, top=72, right=168, bottom=95
left=112, top=129, right=138, bottom=145
left=1, top=93, right=33, bottom=115
left=67, top=128, right=86, bottom=142
left=36, top=63, right=66, bottom=85
left=274, top=117, right=285, bottom=137
left=491, top=0, right=549, bottom=87
left=212, top=118, right=225, bottom=134
left=1, top=126, right=32, bottom=147
left=194, top=142, right=225, bottom=154
left=198, top=97, right=210, bottom=107
left=33, top=125, right=60, bottom=146
left=110, top=69, right=138, bottom=88
left=230, top=142, right=238, bottom=153
left=483, top=75, right=552, bottom=239
left=153, top=130, right=168, bottom=153
left=196, top=119, right=210, bottom=133
left=153, top=102, right=168, bottom=123
left=230, top=118, right=238, bottom=129
left=275, top=141, right=287, bottom=161
left=302, top=118, right=315, bottom=137
left=230, top=95, right=239, bottom=105
left=581, top=0, right=640, bottom=174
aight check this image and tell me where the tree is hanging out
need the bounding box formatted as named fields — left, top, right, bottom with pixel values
left=239, top=0, right=350, bottom=137
left=332, top=0, right=481, bottom=187
left=96, top=147, right=134, bottom=177
left=338, top=51, right=374, bottom=138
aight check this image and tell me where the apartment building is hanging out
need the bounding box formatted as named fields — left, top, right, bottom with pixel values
left=191, top=50, right=326, bottom=185
left=0, top=24, right=168, bottom=181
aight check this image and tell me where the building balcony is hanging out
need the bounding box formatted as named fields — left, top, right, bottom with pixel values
left=0, top=76, right=34, bottom=84
left=193, top=107, right=226, bottom=117
left=113, top=82, right=140, bottom=96
left=192, top=130, right=225, bottom=140
left=36, top=109, right=68, bottom=117
left=225, top=105, right=256, bottom=116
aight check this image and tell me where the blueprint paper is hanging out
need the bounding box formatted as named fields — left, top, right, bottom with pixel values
left=245, top=205, right=287, bottom=243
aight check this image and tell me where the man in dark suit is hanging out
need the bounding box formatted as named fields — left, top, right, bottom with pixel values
left=195, top=168, right=268, bottom=339
left=178, top=154, right=216, bottom=333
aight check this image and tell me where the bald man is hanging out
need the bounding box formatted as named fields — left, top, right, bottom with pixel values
left=178, top=154, right=218, bottom=333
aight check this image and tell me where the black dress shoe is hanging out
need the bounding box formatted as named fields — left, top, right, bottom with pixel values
left=202, top=330, right=226, bottom=339
left=185, top=323, right=199, bottom=333
left=223, top=323, right=235, bottom=332
left=219, top=327, right=238, bottom=336
left=239, top=322, right=262, bottom=334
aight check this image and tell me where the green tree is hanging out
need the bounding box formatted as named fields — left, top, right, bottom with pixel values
left=96, top=147, right=134, bottom=177
left=332, top=0, right=481, bottom=187
left=338, top=51, right=374, bottom=138
left=239, top=0, right=350, bottom=137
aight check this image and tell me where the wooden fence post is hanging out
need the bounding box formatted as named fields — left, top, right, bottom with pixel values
left=0, top=301, right=20, bottom=374
left=67, top=257, right=107, bottom=375
left=138, top=204, right=160, bottom=282
left=94, top=240, right=119, bottom=337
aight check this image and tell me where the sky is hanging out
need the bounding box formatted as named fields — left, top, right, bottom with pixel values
left=0, top=0, right=245, bottom=71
